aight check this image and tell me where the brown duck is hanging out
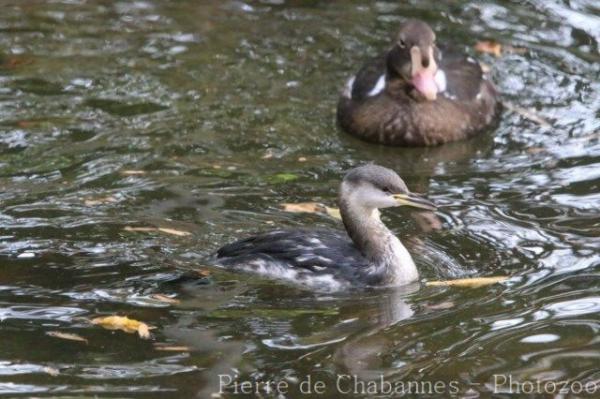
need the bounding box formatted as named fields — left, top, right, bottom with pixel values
left=337, top=20, right=501, bottom=146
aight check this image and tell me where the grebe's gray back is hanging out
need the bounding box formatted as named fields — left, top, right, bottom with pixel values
left=214, top=164, right=435, bottom=291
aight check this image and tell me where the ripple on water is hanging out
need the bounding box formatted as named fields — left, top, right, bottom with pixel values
left=544, top=296, right=600, bottom=318
left=520, top=333, right=560, bottom=343
left=0, top=306, right=86, bottom=323
left=0, top=0, right=599, bottom=396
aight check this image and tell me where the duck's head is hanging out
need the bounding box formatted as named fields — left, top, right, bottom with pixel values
left=386, top=20, right=442, bottom=101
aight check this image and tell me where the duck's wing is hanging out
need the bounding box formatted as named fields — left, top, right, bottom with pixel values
left=349, top=55, right=387, bottom=100
left=215, top=229, right=368, bottom=276
left=438, top=46, right=485, bottom=101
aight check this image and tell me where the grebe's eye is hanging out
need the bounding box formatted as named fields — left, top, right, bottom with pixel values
left=398, top=39, right=406, bottom=49
left=382, top=187, right=392, bottom=194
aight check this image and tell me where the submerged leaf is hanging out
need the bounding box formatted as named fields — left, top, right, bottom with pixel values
left=85, top=98, right=167, bottom=116
left=46, top=331, right=88, bottom=344
left=426, top=276, right=509, bottom=288
left=0, top=55, right=33, bottom=69
left=424, top=301, right=455, bottom=310
left=150, top=294, right=181, bottom=304
left=268, top=173, right=299, bottom=184
left=123, top=226, right=191, bottom=236
left=13, top=78, right=65, bottom=95
left=91, top=315, right=153, bottom=339
left=503, top=101, right=551, bottom=128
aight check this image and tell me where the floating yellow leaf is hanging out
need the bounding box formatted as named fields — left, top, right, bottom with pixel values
left=84, top=195, right=118, bottom=206
left=281, top=202, right=323, bottom=213
left=138, top=323, right=150, bottom=339
left=475, top=41, right=526, bottom=58
left=154, top=344, right=191, bottom=352
left=150, top=294, right=180, bottom=304
left=261, top=149, right=274, bottom=159
left=426, top=276, right=509, bottom=288
left=526, top=147, right=546, bottom=155
left=123, top=226, right=191, bottom=237
left=324, top=206, right=342, bottom=220
left=120, top=170, right=146, bottom=176
left=43, top=366, right=60, bottom=376
left=156, top=227, right=192, bottom=237
left=91, top=315, right=153, bottom=339
left=46, top=331, right=88, bottom=344
left=123, top=226, right=155, bottom=233
left=280, top=202, right=342, bottom=220
left=475, top=40, right=502, bottom=57
left=193, top=268, right=211, bottom=277
left=424, top=301, right=455, bottom=310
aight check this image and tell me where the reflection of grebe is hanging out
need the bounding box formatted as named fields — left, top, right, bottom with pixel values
left=214, top=165, right=435, bottom=291
left=333, top=286, right=418, bottom=381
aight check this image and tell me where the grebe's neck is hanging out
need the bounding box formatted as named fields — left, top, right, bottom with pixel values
left=339, top=184, right=419, bottom=285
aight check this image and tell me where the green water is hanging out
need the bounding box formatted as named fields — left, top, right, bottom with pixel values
left=0, top=0, right=599, bottom=397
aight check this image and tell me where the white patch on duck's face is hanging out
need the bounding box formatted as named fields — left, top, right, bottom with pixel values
left=434, top=69, right=447, bottom=93
left=367, top=74, right=386, bottom=97
left=343, top=75, right=355, bottom=99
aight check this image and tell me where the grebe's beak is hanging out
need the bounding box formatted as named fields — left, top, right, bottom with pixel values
left=392, top=192, right=436, bottom=211
left=410, top=45, right=439, bottom=101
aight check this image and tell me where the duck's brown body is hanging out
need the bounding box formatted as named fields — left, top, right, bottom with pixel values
left=337, top=21, right=502, bottom=146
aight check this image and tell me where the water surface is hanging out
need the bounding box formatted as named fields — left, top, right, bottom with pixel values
left=0, top=0, right=599, bottom=397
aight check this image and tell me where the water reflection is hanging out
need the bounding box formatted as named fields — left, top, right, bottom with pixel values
left=0, top=0, right=598, bottom=396
left=332, top=286, right=418, bottom=381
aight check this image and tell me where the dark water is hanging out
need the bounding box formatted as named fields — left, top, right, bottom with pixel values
left=1, top=0, right=599, bottom=397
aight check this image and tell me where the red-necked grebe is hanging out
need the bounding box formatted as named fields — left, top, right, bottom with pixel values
left=214, top=164, right=435, bottom=291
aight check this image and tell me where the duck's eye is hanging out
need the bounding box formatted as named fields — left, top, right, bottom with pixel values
left=398, top=39, right=406, bottom=49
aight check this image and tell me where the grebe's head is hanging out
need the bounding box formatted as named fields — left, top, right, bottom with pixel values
left=341, top=164, right=435, bottom=211
left=386, top=19, right=441, bottom=101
